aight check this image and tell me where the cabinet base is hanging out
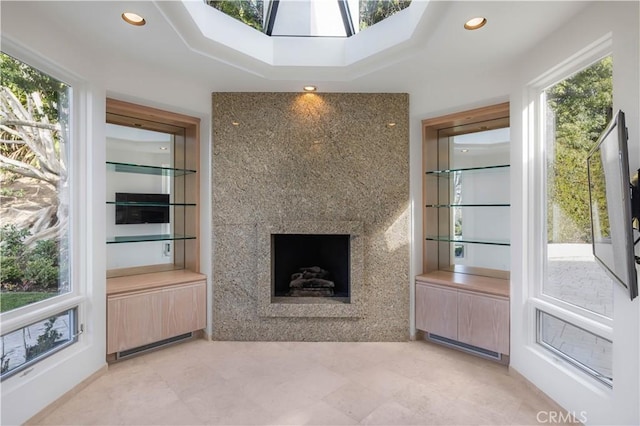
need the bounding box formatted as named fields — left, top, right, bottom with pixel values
left=110, top=332, right=195, bottom=362
left=424, top=332, right=509, bottom=365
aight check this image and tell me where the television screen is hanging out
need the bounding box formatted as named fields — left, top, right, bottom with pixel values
left=115, top=192, right=170, bottom=224
left=587, top=110, right=638, bottom=300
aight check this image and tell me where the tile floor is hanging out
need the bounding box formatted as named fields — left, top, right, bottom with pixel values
left=33, top=339, right=566, bottom=425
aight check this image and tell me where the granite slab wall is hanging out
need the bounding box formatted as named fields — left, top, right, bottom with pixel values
left=212, top=92, right=410, bottom=341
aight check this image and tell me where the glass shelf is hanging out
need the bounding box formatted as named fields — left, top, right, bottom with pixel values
left=425, top=164, right=509, bottom=175
left=107, top=234, right=196, bottom=244
left=107, top=161, right=197, bottom=176
left=106, top=201, right=197, bottom=206
left=425, top=236, right=510, bottom=246
left=426, top=203, right=510, bottom=208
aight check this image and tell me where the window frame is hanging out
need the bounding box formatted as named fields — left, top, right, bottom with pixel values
left=524, top=34, right=615, bottom=386
left=0, top=43, right=88, bottom=381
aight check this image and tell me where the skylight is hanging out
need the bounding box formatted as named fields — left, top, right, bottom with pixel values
left=205, top=0, right=412, bottom=37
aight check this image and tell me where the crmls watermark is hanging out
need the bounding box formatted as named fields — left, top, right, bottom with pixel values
left=536, top=410, right=587, bottom=424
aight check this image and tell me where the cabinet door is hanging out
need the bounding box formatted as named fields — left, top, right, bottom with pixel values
left=107, top=290, right=165, bottom=354
left=457, top=292, right=509, bottom=355
left=107, top=281, right=206, bottom=354
left=161, top=281, right=206, bottom=338
left=415, top=283, right=457, bottom=340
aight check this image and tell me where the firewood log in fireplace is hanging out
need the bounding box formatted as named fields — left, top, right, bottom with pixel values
left=289, top=266, right=335, bottom=296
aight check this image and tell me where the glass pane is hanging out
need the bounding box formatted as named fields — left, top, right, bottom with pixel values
left=543, top=56, right=613, bottom=317
left=107, top=234, right=195, bottom=244
left=0, top=308, right=77, bottom=380
left=447, top=127, right=510, bottom=272
left=359, top=0, right=411, bottom=32
left=538, top=310, right=612, bottom=386
left=425, top=164, right=509, bottom=174
left=270, top=0, right=348, bottom=37
left=206, top=1, right=265, bottom=32
left=0, top=53, right=71, bottom=312
left=106, top=162, right=196, bottom=177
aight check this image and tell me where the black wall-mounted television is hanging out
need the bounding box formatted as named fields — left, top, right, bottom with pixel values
left=115, top=192, right=170, bottom=225
left=587, top=110, right=638, bottom=300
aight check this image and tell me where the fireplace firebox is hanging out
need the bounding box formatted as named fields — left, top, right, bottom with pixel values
left=272, top=234, right=350, bottom=300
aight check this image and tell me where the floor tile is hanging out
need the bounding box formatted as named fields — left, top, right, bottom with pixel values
left=322, top=381, right=391, bottom=422
left=31, top=339, right=566, bottom=426
left=360, top=400, right=426, bottom=425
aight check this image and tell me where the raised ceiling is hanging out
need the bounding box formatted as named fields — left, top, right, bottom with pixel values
left=1, top=1, right=589, bottom=91
left=162, top=0, right=428, bottom=70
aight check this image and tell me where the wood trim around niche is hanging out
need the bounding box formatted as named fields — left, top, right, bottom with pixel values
left=421, top=102, right=510, bottom=275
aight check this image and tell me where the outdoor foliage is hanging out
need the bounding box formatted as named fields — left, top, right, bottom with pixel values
left=359, top=0, right=411, bottom=31
left=546, top=56, right=613, bottom=243
left=0, top=292, right=52, bottom=313
left=0, top=52, right=69, bottom=246
left=0, top=224, right=62, bottom=292
left=1, top=52, right=69, bottom=313
left=206, top=0, right=264, bottom=31
left=25, top=317, right=63, bottom=360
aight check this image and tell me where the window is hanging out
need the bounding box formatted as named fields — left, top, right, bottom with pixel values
left=0, top=52, right=78, bottom=380
left=538, top=55, right=614, bottom=385
left=1, top=308, right=78, bottom=379
left=205, top=0, right=412, bottom=37
left=537, top=310, right=612, bottom=385
left=543, top=56, right=613, bottom=316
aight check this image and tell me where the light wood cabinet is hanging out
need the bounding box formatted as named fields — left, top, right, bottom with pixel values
left=457, top=291, right=509, bottom=354
left=415, top=284, right=457, bottom=340
left=416, top=271, right=509, bottom=356
left=107, top=270, right=206, bottom=355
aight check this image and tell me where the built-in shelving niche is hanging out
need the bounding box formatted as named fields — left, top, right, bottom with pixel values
left=105, top=100, right=200, bottom=278
left=422, top=103, right=511, bottom=279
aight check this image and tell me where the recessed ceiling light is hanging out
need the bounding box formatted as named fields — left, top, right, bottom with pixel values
left=387, top=122, right=397, bottom=128
left=303, top=85, right=317, bottom=92
left=464, top=17, right=486, bottom=30
left=122, top=12, right=146, bottom=26
left=461, top=149, right=469, bottom=153
left=159, top=147, right=168, bottom=151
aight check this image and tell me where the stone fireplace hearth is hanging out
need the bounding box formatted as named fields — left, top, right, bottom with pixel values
left=212, top=92, right=409, bottom=341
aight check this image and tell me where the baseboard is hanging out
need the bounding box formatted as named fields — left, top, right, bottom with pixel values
left=508, top=366, right=571, bottom=415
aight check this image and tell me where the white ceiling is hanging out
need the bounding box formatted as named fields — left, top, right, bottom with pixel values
left=4, top=1, right=589, bottom=92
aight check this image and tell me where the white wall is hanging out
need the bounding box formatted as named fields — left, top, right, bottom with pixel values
left=510, top=2, right=639, bottom=424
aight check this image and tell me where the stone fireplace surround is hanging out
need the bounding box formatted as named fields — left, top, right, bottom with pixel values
left=212, top=92, right=409, bottom=341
